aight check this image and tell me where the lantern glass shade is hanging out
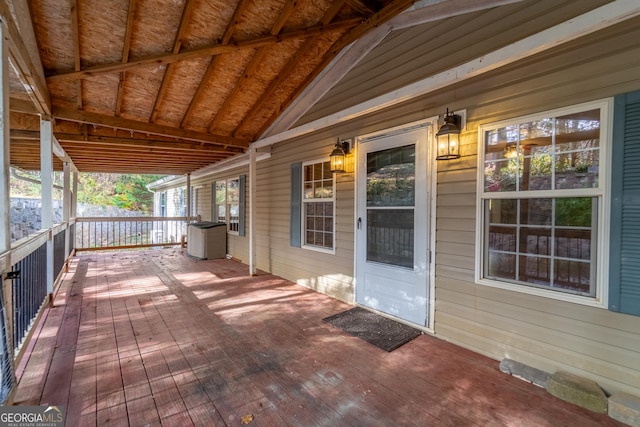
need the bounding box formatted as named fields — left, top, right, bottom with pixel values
left=435, top=111, right=462, bottom=160
left=436, top=132, right=460, bottom=160
left=330, top=142, right=348, bottom=173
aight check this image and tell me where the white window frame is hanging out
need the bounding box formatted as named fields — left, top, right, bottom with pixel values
left=301, top=159, right=336, bottom=254
left=475, top=99, right=612, bottom=308
left=215, top=177, right=240, bottom=235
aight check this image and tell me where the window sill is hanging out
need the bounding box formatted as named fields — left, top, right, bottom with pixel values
left=301, top=245, right=335, bottom=255
left=476, top=277, right=606, bottom=309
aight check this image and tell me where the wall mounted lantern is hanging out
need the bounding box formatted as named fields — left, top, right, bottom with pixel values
left=435, top=109, right=462, bottom=160
left=330, top=138, right=351, bottom=173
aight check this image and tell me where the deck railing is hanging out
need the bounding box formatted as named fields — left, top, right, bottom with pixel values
left=11, top=239, right=48, bottom=353
left=75, top=216, right=198, bottom=251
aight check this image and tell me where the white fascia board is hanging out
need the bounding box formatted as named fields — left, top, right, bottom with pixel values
left=146, top=175, right=180, bottom=191
left=146, top=149, right=271, bottom=191
left=252, top=0, right=640, bottom=150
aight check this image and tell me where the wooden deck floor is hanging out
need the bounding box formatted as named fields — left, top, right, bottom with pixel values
left=13, top=249, right=622, bottom=426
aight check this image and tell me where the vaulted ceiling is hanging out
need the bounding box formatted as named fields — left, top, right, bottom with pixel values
left=5, top=0, right=414, bottom=174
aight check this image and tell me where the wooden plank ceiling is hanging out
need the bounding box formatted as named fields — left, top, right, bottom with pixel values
left=7, top=0, right=413, bottom=174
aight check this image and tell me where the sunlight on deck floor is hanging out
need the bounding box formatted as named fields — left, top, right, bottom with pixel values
left=12, top=249, right=621, bottom=426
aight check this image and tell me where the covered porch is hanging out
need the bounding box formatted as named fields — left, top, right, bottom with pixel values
left=14, top=248, right=619, bottom=426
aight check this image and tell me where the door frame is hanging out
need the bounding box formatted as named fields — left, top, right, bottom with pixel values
left=353, top=117, right=438, bottom=332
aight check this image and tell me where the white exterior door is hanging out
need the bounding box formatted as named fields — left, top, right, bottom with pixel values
left=355, top=125, right=430, bottom=326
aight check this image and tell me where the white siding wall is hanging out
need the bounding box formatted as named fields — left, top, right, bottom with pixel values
left=255, top=138, right=355, bottom=302
left=427, top=19, right=640, bottom=396
left=265, top=15, right=640, bottom=396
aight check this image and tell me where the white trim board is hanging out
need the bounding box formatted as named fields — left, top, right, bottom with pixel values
left=252, top=0, right=640, bottom=151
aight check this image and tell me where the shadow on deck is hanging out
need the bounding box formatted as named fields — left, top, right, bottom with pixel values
left=12, top=249, right=621, bottom=426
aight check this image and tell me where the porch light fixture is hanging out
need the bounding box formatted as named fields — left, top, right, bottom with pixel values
left=504, top=144, right=518, bottom=159
left=330, top=138, right=351, bottom=173
left=435, top=108, right=462, bottom=160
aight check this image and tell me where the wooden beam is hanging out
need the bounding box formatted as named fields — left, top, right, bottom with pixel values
left=61, top=151, right=225, bottom=164
left=70, top=0, right=82, bottom=109
left=52, top=107, right=250, bottom=148
left=208, top=0, right=297, bottom=133
left=149, top=0, right=196, bottom=123
left=10, top=130, right=241, bottom=154
left=115, top=0, right=137, bottom=116
left=180, top=0, right=251, bottom=128
left=45, top=17, right=363, bottom=82
left=0, top=0, right=51, bottom=115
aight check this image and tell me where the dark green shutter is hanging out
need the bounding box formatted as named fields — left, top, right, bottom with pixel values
left=290, top=163, right=302, bottom=247
left=212, top=181, right=217, bottom=222
left=610, top=91, right=640, bottom=315
left=238, top=175, right=246, bottom=237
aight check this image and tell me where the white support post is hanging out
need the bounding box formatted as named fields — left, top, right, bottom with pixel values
left=0, top=18, right=16, bottom=392
left=0, top=19, right=9, bottom=255
left=249, top=147, right=257, bottom=275
left=72, top=169, right=78, bottom=218
left=40, top=119, right=54, bottom=295
left=186, top=173, right=191, bottom=223
left=62, top=162, right=70, bottom=222
left=63, top=161, right=70, bottom=262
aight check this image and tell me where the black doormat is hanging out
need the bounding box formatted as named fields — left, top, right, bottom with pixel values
left=323, top=306, right=421, bottom=352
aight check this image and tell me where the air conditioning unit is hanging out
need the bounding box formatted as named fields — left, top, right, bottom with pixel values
left=187, top=222, right=227, bottom=260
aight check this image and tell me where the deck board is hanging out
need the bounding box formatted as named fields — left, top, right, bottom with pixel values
left=13, top=249, right=623, bottom=426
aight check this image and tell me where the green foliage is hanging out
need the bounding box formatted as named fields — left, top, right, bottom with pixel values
left=555, top=197, right=592, bottom=227
left=77, top=173, right=164, bottom=214
left=11, top=170, right=164, bottom=215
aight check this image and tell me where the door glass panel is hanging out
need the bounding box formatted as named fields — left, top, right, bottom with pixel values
left=366, top=144, right=416, bottom=268
left=367, top=145, right=415, bottom=207
left=367, top=209, right=414, bottom=268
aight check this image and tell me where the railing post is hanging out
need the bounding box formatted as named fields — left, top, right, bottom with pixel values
left=40, top=119, right=54, bottom=300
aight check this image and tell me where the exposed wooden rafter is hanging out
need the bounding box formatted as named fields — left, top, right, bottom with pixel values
left=52, top=107, right=250, bottom=148
left=114, top=0, right=137, bottom=116
left=180, top=0, right=251, bottom=128
left=45, top=17, right=363, bottom=83
left=149, top=0, right=196, bottom=123
left=70, top=0, right=82, bottom=109
left=235, top=0, right=345, bottom=136
left=0, top=0, right=51, bottom=115
left=207, top=0, right=297, bottom=133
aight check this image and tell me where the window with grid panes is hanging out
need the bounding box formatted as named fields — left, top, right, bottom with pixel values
left=215, top=178, right=240, bottom=233
left=302, top=161, right=335, bottom=252
left=477, top=100, right=609, bottom=304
